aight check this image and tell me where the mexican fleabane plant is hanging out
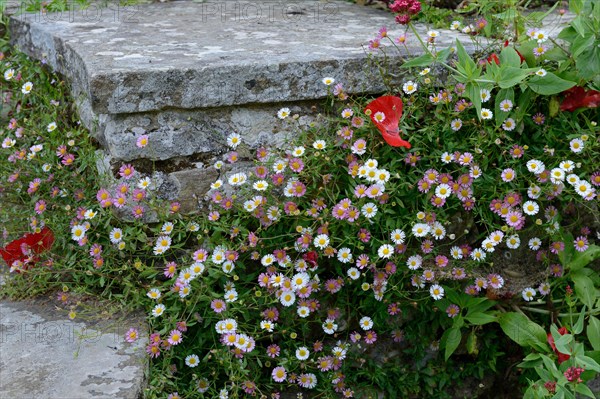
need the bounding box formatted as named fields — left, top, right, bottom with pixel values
left=1, top=1, right=600, bottom=398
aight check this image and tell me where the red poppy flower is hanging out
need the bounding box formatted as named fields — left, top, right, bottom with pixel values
left=560, top=86, right=600, bottom=112
left=487, top=53, right=500, bottom=65
left=0, top=227, right=54, bottom=271
left=303, top=251, right=318, bottom=267
left=547, top=326, right=570, bottom=364
left=365, top=95, right=411, bottom=149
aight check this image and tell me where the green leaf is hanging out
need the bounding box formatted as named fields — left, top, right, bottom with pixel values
left=569, top=245, right=600, bottom=271
left=498, top=66, right=532, bottom=89
left=576, top=45, right=600, bottom=80
left=569, top=0, right=584, bottom=15
left=456, top=39, right=476, bottom=78
left=573, top=306, right=586, bottom=335
left=588, top=316, right=600, bottom=351
left=498, top=312, right=549, bottom=351
left=466, top=297, right=496, bottom=314
left=575, top=384, right=596, bottom=399
left=499, top=46, right=522, bottom=68
left=401, top=53, right=434, bottom=69
left=515, top=88, right=535, bottom=122
left=436, top=47, right=452, bottom=63
left=571, top=34, right=595, bottom=58
left=466, top=329, right=478, bottom=355
left=559, top=231, right=575, bottom=267
left=443, top=327, right=462, bottom=361
left=495, top=88, right=514, bottom=125
left=528, top=72, right=576, bottom=95
left=534, top=365, right=553, bottom=381
left=465, top=312, right=497, bottom=325
left=553, top=333, right=573, bottom=355
left=570, top=15, right=588, bottom=36
left=518, top=354, right=543, bottom=369
left=517, top=40, right=537, bottom=67
left=540, top=354, right=562, bottom=380
left=466, top=82, right=482, bottom=120
left=576, top=355, right=600, bottom=372
left=557, top=26, right=578, bottom=43
left=571, top=270, right=598, bottom=309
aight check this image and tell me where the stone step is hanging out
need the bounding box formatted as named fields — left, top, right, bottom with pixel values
left=0, top=274, right=148, bottom=399
left=6, top=0, right=573, bottom=213
left=8, top=0, right=477, bottom=162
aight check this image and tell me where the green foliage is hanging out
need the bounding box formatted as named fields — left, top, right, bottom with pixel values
left=1, top=1, right=600, bottom=398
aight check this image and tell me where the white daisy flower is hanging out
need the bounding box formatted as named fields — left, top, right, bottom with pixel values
left=407, top=254, right=422, bottom=270
left=430, top=222, right=446, bottom=240
left=559, top=160, right=574, bottom=172
left=147, top=288, right=161, bottom=299
left=347, top=267, right=361, bottom=280
left=228, top=172, right=247, bottom=186
left=109, top=228, right=123, bottom=243
left=224, top=289, right=238, bottom=303
left=185, top=354, right=199, bottom=368
left=297, top=306, right=310, bottom=318
left=361, top=202, right=378, bottom=219
left=450, top=246, right=463, bottom=259
left=322, top=319, right=338, bottom=334
left=260, top=320, right=276, bottom=332
left=313, top=140, right=326, bottom=150
left=470, top=248, right=486, bottom=261
left=528, top=237, right=542, bottom=250
left=152, top=304, right=166, bottom=317
left=480, top=89, right=491, bottom=103
left=279, top=291, right=296, bottom=307
left=402, top=81, right=418, bottom=94
left=277, top=107, right=291, bottom=119
left=4, top=68, right=15, bottom=80
left=569, top=138, right=584, bottom=153
left=499, top=99, right=513, bottom=112
left=480, top=108, right=493, bottom=120
left=377, top=244, right=394, bottom=259
left=337, top=247, right=353, bottom=263
left=566, top=174, right=580, bottom=186
left=506, top=234, right=521, bottom=249
left=412, top=223, right=430, bottom=237
left=21, top=81, right=33, bottom=94
left=435, top=184, right=452, bottom=199
left=226, top=133, right=241, bottom=149
left=440, top=152, right=454, bottom=164
left=451, top=118, right=462, bottom=131
left=390, top=229, right=406, bottom=245
left=211, top=179, right=223, bottom=190
left=291, top=272, right=310, bottom=290
left=522, top=201, right=539, bottom=215
left=429, top=284, right=444, bottom=300
left=359, top=316, right=374, bottom=330
left=526, top=159, right=545, bottom=175
left=522, top=287, right=536, bottom=301
left=313, top=234, right=330, bottom=249
left=71, top=224, right=88, bottom=241
left=502, top=118, right=516, bottom=131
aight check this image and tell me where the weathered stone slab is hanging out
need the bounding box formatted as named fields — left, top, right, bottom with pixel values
left=100, top=102, right=317, bottom=162
left=8, top=0, right=474, bottom=114
left=0, top=296, right=147, bottom=399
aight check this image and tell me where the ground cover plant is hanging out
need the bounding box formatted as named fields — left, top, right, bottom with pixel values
left=1, top=0, right=600, bottom=398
